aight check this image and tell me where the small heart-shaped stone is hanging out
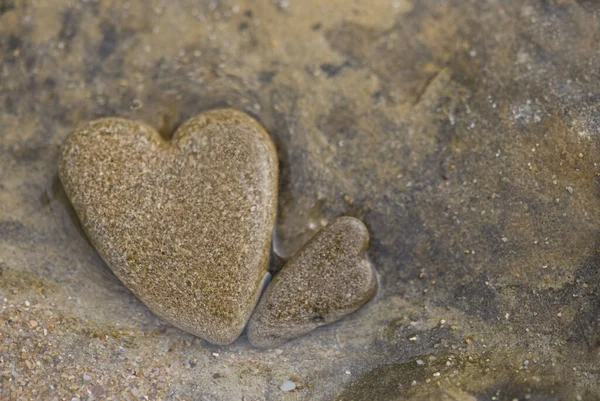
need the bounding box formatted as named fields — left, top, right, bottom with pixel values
left=247, top=217, right=377, bottom=348
left=59, top=109, right=278, bottom=344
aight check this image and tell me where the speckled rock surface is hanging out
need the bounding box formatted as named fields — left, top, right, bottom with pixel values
left=59, top=109, right=278, bottom=344
left=248, top=217, right=377, bottom=348
left=2, top=0, right=600, bottom=400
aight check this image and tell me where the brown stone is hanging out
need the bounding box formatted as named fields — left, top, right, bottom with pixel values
left=247, top=217, right=377, bottom=348
left=59, top=109, right=278, bottom=345
left=4, top=1, right=600, bottom=398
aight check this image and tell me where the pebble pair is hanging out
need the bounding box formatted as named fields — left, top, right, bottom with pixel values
left=59, top=109, right=377, bottom=348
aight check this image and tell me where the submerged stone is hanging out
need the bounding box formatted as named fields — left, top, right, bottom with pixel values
left=59, top=109, right=278, bottom=345
left=247, top=217, right=378, bottom=348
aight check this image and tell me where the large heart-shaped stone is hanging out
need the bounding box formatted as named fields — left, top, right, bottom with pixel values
left=59, top=109, right=278, bottom=344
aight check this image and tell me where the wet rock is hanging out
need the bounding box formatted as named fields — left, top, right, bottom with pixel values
left=58, top=109, right=278, bottom=345
left=3, top=0, right=600, bottom=398
left=248, top=217, right=377, bottom=348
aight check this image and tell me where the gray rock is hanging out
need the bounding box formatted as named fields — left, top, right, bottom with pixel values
left=248, top=217, right=377, bottom=348
left=59, top=109, right=278, bottom=345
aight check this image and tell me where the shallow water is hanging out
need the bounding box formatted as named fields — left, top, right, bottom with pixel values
left=1, top=0, right=600, bottom=400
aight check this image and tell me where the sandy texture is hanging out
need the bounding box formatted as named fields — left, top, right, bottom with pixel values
left=2, top=0, right=600, bottom=400
left=248, top=217, right=377, bottom=348
left=59, top=109, right=278, bottom=344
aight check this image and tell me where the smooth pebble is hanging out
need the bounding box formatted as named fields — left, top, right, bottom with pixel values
left=59, top=109, right=278, bottom=344
left=247, top=217, right=378, bottom=348
left=280, top=380, right=296, bottom=392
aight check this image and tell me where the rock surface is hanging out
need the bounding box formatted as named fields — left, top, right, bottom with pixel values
left=248, top=217, right=377, bottom=348
left=58, top=109, right=278, bottom=344
left=2, top=0, right=600, bottom=400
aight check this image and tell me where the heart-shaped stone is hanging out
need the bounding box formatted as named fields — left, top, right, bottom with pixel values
left=247, top=217, right=377, bottom=348
left=59, top=109, right=278, bottom=344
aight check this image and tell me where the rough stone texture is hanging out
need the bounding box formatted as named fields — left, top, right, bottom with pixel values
left=2, top=0, right=600, bottom=400
left=248, top=217, right=377, bottom=348
left=59, top=109, right=278, bottom=345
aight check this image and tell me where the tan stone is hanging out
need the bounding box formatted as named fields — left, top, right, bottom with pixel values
left=247, top=217, right=377, bottom=348
left=59, top=109, right=278, bottom=345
